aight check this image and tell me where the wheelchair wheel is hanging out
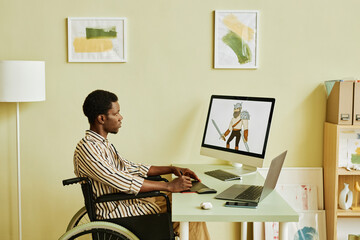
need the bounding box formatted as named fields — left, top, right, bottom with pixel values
left=66, top=207, right=90, bottom=231
left=59, top=221, right=139, bottom=240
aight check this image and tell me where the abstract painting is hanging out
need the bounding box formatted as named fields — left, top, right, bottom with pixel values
left=288, top=211, right=326, bottom=240
left=338, top=129, right=360, bottom=168
left=348, top=137, right=360, bottom=164
left=214, top=10, right=258, bottom=69
left=277, top=184, right=318, bottom=211
left=67, top=17, right=127, bottom=62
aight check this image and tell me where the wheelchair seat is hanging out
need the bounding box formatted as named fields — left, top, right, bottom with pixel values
left=63, top=176, right=175, bottom=240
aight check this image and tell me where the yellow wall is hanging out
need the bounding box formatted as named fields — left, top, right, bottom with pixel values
left=1, top=0, right=360, bottom=239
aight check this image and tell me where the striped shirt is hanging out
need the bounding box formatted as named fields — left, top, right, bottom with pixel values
left=73, top=130, right=161, bottom=219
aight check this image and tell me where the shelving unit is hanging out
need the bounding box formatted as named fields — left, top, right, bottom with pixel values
left=324, top=122, right=360, bottom=240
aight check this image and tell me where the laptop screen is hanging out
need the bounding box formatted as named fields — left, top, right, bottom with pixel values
left=259, top=151, right=287, bottom=202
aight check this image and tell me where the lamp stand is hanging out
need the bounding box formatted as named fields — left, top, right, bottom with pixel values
left=0, top=60, right=45, bottom=240
left=16, top=102, right=22, bottom=240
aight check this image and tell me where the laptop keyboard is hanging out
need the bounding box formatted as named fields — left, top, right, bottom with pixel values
left=235, top=185, right=263, bottom=200
left=205, top=169, right=241, bottom=181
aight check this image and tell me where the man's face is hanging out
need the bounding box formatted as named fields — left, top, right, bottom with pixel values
left=103, top=101, right=123, bottom=134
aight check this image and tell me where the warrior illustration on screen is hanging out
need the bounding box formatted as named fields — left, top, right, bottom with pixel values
left=221, top=103, right=250, bottom=151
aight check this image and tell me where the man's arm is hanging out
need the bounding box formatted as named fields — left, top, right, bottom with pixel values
left=139, top=165, right=201, bottom=193
left=221, top=119, right=234, bottom=141
left=75, top=142, right=146, bottom=195
left=76, top=141, right=199, bottom=194
left=147, top=166, right=200, bottom=181
left=243, top=119, right=248, bottom=142
left=139, top=175, right=192, bottom=193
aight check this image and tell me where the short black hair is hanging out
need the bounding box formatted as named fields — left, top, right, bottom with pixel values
left=83, top=90, right=118, bottom=124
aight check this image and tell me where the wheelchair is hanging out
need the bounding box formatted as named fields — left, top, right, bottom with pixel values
left=59, top=176, right=175, bottom=240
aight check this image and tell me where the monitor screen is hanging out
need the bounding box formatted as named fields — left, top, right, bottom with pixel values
left=201, top=95, right=275, bottom=169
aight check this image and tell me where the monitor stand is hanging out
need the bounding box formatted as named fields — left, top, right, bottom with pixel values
left=231, top=163, right=257, bottom=176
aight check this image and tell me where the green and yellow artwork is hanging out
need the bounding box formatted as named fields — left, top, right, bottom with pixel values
left=68, top=18, right=126, bottom=62
left=222, top=14, right=254, bottom=65
left=215, top=11, right=258, bottom=69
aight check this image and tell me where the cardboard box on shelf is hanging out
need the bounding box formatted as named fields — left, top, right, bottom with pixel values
left=326, top=81, right=354, bottom=125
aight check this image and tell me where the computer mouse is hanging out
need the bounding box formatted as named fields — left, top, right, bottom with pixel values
left=200, top=202, right=213, bottom=210
left=197, top=188, right=217, bottom=194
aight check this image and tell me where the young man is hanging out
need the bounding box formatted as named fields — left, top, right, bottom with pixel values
left=74, top=90, right=210, bottom=239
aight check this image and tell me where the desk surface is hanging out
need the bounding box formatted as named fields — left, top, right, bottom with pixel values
left=172, top=164, right=299, bottom=223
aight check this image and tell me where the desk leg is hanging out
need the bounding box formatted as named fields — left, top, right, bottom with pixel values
left=279, top=222, right=289, bottom=240
left=240, top=222, right=247, bottom=240
left=179, top=221, right=189, bottom=240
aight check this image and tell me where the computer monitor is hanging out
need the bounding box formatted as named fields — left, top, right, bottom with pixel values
left=200, top=95, right=275, bottom=175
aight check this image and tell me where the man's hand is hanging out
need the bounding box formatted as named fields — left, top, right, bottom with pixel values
left=172, top=167, right=200, bottom=182
left=168, top=176, right=192, bottom=192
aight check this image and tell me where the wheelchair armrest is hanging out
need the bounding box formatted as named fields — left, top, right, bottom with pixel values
left=63, top=175, right=167, bottom=186
left=96, top=191, right=162, bottom=202
left=62, top=177, right=89, bottom=186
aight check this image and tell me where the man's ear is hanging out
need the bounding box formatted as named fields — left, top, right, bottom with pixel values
left=96, top=114, right=106, bottom=124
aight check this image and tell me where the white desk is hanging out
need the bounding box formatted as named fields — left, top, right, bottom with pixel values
left=172, top=164, right=299, bottom=240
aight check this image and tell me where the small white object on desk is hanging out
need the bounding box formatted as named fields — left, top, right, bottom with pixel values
left=200, top=202, right=213, bottom=210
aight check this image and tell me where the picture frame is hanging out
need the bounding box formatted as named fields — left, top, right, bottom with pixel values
left=67, top=17, right=127, bottom=62
left=214, top=10, right=259, bottom=69
left=264, top=211, right=327, bottom=240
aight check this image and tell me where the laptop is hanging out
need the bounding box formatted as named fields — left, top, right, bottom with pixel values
left=215, top=151, right=287, bottom=206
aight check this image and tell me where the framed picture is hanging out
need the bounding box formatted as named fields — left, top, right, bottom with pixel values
left=264, top=211, right=327, bottom=240
left=214, top=10, right=259, bottom=69
left=67, top=17, right=127, bottom=62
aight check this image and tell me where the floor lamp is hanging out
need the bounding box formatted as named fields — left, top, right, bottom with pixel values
left=0, top=60, right=46, bottom=240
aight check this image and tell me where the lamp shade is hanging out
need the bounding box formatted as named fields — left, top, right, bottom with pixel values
left=0, top=60, right=45, bottom=102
